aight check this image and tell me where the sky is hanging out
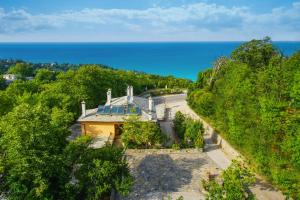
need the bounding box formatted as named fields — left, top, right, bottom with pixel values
left=0, top=0, right=300, bottom=42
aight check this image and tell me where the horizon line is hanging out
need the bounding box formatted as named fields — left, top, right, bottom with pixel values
left=0, top=40, right=300, bottom=44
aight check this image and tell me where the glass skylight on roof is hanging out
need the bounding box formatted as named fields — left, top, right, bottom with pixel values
left=97, top=104, right=141, bottom=115
left=111, top=106, right=119, bottom=114
left=103, top=106, right=111, bottom=114
left=117, top=106, right=125, bottom=114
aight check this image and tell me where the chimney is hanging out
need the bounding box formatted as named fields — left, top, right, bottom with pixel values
left=81, top=101, right=86, bottom=117
left=130, top=86, right=133, bottom=96
left=106, top=89, right=112, bottom=105
left=126, top=86, right=130, bottom=104
left=148, top=96, right=153, bottom=112
left=126, top=86, right=130, bottom=97
left=129, top=86, right=133, bottom=103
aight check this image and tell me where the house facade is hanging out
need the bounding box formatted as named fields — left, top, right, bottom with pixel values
left=78, top=86, right=157, bottom=146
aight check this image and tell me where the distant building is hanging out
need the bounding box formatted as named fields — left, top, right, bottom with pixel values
left=2, top=74, right=34, bottom=84
left=3, top=74, right=17, bottom=81
left=78, top=86, right=157, bottom=147
left=2, top=74, right=17, bottom=84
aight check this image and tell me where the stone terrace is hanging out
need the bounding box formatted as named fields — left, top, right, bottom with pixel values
left=119, top=149, right=221, bottom=200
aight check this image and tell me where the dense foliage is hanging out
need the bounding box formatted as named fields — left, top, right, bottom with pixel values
left=121, top=116, right=166, bottom=148
left=202, top=161, right=256, bottom=200
left=173, top=111, right=204, bottom=148
left=8, top=63, right=34, bottom=78
left=142, top=88, right=185, bottom=97
left=0, top=63, right=189, bottom=198
left=0, top=77, right=5, bottom=90
left=64, top=137, right=133, bottom=200
left=0, top=104, right=133, bottom=199
left=188, top=37, right=300, bottom=198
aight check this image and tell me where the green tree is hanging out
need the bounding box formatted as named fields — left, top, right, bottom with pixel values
left=188, top=89, right=214, bottom=117
left=174, top=111, right=186, bottom=139
left=184, top=118, right=204, bottom=148
left=35, top=68, right=57, bottom=83
left=0, top=91, right=13, bottom=115
left=122, top=116, right=165, bottom=148
left=188, top=38, right=300, bottom=197
left=231, top=37, right=280, bottom=68
left=0, top=103, right=73, bottom=199
left=203, top=161, right=256, bottom=200
left=173, top=111, right=204, bottom=148
left=74, top=147, right=133, bottom=199
left=0, top=104, right=133, bottom=200
left=0, top=76, right=6, bottom=90
left=8, top=63, right=33, bottom=78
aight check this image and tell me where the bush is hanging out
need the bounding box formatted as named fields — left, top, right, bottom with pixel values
left=8, top=62, right=33, bottom=78
left=171, top=143, right=181, bottom=150
left=74, top=145, right=133, bottom=199
left=188, top=40, right=300, bottom=197
left=122, top=116, right=165, bottom=148
left=174, top=111, right=186, bottom=139
left=188, top=89, right=214, bottom=117
left=202, top=160, right=256, bottom=200
left=195, top=134, right=205, bottom=149
left=173, top=111, right=204, bottom=148
left=148, top=88, right=185, bottom=96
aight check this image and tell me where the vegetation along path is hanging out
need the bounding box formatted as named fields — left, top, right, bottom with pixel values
left=156, top=94, right=285, bottom=200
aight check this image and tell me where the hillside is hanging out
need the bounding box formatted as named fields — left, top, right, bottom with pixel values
left=188, top=37, right=300, bottom=198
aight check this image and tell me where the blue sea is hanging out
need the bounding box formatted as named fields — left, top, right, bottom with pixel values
left=0, top=42, right=299, bottom=80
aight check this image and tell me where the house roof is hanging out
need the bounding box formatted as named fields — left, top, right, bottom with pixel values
left=78, top=96, right=156, bottom=123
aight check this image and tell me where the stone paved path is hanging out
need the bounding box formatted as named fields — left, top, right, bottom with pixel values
left=120, top=149, right=220, bottom=200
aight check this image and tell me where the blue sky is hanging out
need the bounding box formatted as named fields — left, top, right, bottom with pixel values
left=0, top=0, right=300, bottom=41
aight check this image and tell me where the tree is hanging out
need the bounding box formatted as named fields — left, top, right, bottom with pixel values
left=8, top=63, right=33, bottom=78
left=231, top=37, right=280, bottom=68
left=122, top=116, right=165, bottom=148
left=202, top=161, right=256, bottom=200
left=174, top=111, right=186, bottom=139
left=0, top=91, right=13, bottom=116
left=0, top=76, right=6, bottom=90
left=6, top=79, right=40, bottom=96
left=173, top=111, right=205, bottom=148
left=0, top=104, right=133, bottom=200
left=188, top=89, right=214, bottom=117
left=74, top=146, right=133, bottom=199
left=184, top=118, right=204, bottom=148
left=0, top=103, right=73, bottom=199
left=35, top=69, right=57, bottom=82
left=188, top=38, right=300, bottom=197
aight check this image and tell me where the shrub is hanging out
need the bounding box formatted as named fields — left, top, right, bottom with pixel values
left=173, top=111, right=204, bottom=148
left=195, top=134, right=205, bottom=149
left=184, top=118, right=204, bottom=148
left=171, top=143, right=181, bottom=150
left=202, top=160, right=256, bottom=200
left=122, top=116, right=165, bottom=148
left=174, top=111, right=186, bottom=139
left=188, top=89, right=214, bottom=117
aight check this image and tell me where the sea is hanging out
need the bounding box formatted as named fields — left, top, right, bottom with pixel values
left=0, top=42, right=299, bottom=81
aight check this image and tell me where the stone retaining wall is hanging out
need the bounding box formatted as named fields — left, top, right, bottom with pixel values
left=198, top=117, right=242, bottom=161
left=125, top=148, right=203, bottom=154
left=210, top=130, right=241, bottom=160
